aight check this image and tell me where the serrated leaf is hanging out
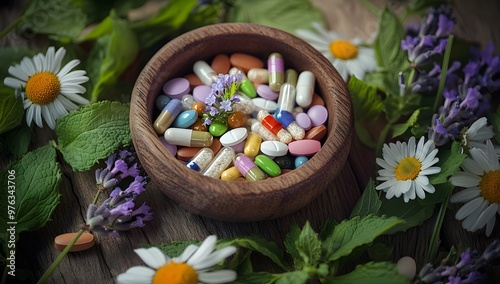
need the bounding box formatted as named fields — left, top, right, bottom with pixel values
left=55, top=101, right=131, bottom=171
left=323, top=215, right=403, bottom=261
left=131, top=0, right=198, bottom=48
left=392, top=109, right=420, bottom=138
left=86, top=11, right=139, bottom=102
left=18, top=0, right=87, bottom=41
left=350, top=180, right=382, bottom=218
left=275, top=271, right=309, bottom=284
left=284, top=224, right=304, bottom=269
left=232, top=272, right=280, bottom=284
left=228, top=0, right=325, bottom=35
left=326, top=261, right=410, bottom=284
left=348, top=76, right=384, bottom=123
left=296, top=221, right=321, bottom=266
left=378, top=197, right=435, bottom=233
left=430, top=141, right=466, bottom=185
left=0, top=88, right=23, bottom=135
left=0, top=145, right=61, bottom=235
left=218, top=236, right=289, bottom=271
left=0, top=124, right=31, bottom=158
left=156, top=240, right=200, bottom=257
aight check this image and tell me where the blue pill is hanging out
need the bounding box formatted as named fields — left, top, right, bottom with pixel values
left=294, top=156, right=308, bottom=168
left=172, top=110, right=198, bottom=128
left=155, top=95, right=171, bottom=110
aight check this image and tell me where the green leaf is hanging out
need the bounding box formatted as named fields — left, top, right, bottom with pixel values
left=219, top=236, right=289, bottom=271
left=348, top=76, right=384, bottom=123
left=275, top=271, right=309, bottom=284
left=318, top=219, right=338, bottom=241
left=296, top=221, right=322, bottom=266
left=131, top=0, right=198, bottom=48
left=284, top=224, right=304, bottom=269
left=228, top=0, right=326, bottom=35
left=373, top=7, right=410, bottom=95
left=406, top=0, right=446, bottom=15
left=430, top=141, right=466, bottom=185
left=323, top=215, right=403, bottom=261
left=490, top=106, right=500, bottom=144
left=70, top=0, right=146, bottom=24
left=0, top=124, right=32, bottom=158
left=378, top=197, right=435, bottom=233
left=391, top=109, right=420, bottom=138
left=326, top=261, right=410, bottom=284
left=86, top=11, right=139, bottom=102
left=0, top=145, right=61, bottom=235
left=18, top=0, right=87, bottom=41
left=55, top=101, right=131, bottom=171
left=232, top=272, right=280, bottom=284
left=0, top=89, right=23, bottom=135
left=350, top=180, right=382, bottom=218
left=156, top=240, right=200, bottom=257
left=367, top=241, right=393, bottom=261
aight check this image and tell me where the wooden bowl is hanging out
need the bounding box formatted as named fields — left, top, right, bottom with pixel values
left=130, top=23, right=353, bottom=222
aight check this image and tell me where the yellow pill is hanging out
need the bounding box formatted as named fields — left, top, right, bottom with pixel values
left=221, top=166, right=242, bottom=181
left=244, top=132, right=262, bottom=158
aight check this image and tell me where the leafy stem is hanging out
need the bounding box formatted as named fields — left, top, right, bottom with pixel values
left=433, top=34, right=455, bottom=113
left=426, top=195, right=450, bottom=264
left=37, top=228, right=86, bottom=284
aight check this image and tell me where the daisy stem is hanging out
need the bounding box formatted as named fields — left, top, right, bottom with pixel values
left=426, top=195, right=450, bottom=264
left=432, top=34, right=454, bottom=113
left=37, top=229, right=85, bottom=284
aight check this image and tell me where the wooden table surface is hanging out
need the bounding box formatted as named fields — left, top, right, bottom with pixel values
left=2, top=0, right=500, bottom=283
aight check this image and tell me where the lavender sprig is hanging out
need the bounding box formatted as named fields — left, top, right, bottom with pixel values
left=95, top=149, right=140, bottom=190
left=202, top=73, right=243, bottom=126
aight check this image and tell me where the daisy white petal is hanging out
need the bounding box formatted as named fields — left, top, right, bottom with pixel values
left=57, top=59, right=80, bottom=78
left=134, top=247, right=167, bottom=269
left=8, top=65, right=29, bottom=81
left=4, top=77, right=25, bottom=89
left=198, top=270, right=237, bottom=283
left=116, top=266, right=155, bottom=284
left=192, top=246, right=237, bottom=270
left=449, top=187, right=481, bottom=203
left=188, top=235, right=217, bottom=266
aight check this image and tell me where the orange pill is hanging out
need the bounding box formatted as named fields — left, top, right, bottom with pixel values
left=211, top=54, right=231, bottom=74
left=54, top=232, right=95, bottom=252
left=191, top=118, right=208, bottom=132
left=310, top=93, right=324, bottom=106
left=227, top=111, right=248, bottom=128
left=192, top=102, right=206, bottom=116
left=229, top=53, right=264, bottom=73
left=305, top=125, right=327, bottom=141
left=184, top=73, right=203, bottom=88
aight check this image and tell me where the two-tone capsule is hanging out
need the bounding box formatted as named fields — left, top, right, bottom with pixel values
left=234, top=154, right=267, bottom=182
left=248, top=118, right=278, bottom=142
left=186, top=148, right=214, bottom=172
left=164, top=128, right=213, bottom=147
left=274, top=109, right=305, bottom=140
left=153, top=98, right=182, bottom=134
left=202, top=147, right=235, bottom=179
left=256, top=110, right=292, bottom=144
left=267, top=53, right=284, bottom=92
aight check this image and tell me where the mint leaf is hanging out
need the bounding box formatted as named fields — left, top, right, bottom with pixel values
left=430, top=141, right=466, bottom=185
left=296, top=221, right=321, bottom=266
left=232, top=272, right=279, bottom=284
left=0, top=145, right=61, bottom=235
left=86, top=11, right=139, bottom=102
left=326, top=261, right=410, bottom=284
left=219, top=236, right=289, bottom=271
left=18, top=0, right=87, bottom=41
left=156, top=240, right=200, bottom=257
left=0, top=124, right=31, bottom=158
left=131, top=0, right=198, bottom=48
left=350, top=180, right=382, bottom=218
left=55, top=101, right=131, bottom=171
left=318, top=219, right=338, bottom=241
left=323, top=215, right=403, bottom=261
left=348, top=76, right=384, bottom=123
left=228, top=0, right=325, bottom=35
left=378, top=197, right=435, bottom=233
left=284, top=224, right=304, bottom=269
left=391, top=109, right=420, bottom=138
left=275, top=271, right=309, bottom=284
left=367, top=241, right=393, bottom=261
left=0, top=89, right=23, bottom=135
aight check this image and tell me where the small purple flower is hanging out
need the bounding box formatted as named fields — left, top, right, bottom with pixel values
left=205, top=93, right=216, bottom=106
left=95, top=149, right=140, bottom=190
left=202, top=117, right=212, bottom=126
left=209, top=106, right=219, bottom=116
left=401, top=35, right=419, bottom=51
left=220, top=99, right=232, bottom=111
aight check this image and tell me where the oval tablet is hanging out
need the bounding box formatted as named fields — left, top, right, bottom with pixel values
left=252, top=97, right=278, bottom=112
left=177, top=139, right=221, bottom=162
left=230, top=53, right=264, bottom=73
left=193, top=85, right=212, bottom=103
left=305, top=125, right=327, bottom=141
left=220, top=127, right=248, bottom=147
left=288, top=140, right=321, bottom=156
left=310, top=93, right=324, bottom=106
left=295, top=112, right=312, bottom=130
left=163, top=77, right=190, bottom=99
left=255, top=154, right=281, bottom=177
left=184, top=73, right=203, bottom=88
left=307, top=105, right=328, bottom=126
left=260, top=141, right=288, bottom=157
left=159, top=136, right=178, bottom=156
left=211, top=54, right=231, bottom=74
left=172, top=110, right=198, bottom=128
left=256, top=84, right=279, bottom=100
left=54, top=232, right=95, bottom=252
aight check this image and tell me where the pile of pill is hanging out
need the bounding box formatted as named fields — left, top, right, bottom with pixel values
left=152, top=52, right=328, bottom=182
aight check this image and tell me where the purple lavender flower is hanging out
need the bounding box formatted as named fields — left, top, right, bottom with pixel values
left=205, top=93, right=217, bottom=106
left=86, top=175, right=153, bottom=237
left=202, top=73, right=243, bottom=127
left=95, top=149, right=140, bottom=190
left=220, top=99, right=232, bottom=111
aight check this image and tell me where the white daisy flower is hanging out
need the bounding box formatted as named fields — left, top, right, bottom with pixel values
left=461, top=117, right=494, bottom=152
left=3, top=46, right=89, bottom=129
left=450, top=140, right=500, bottom=237
left=116, top=235, right=237, bottom=284
left=376, top=136, right=441, bottom=202
left=295, top=22, right=377, bottom=82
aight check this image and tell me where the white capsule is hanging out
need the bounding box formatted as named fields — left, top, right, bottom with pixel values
left=193, top=60, right=218, bottom=86
left=296, top=71, right=315, bottom=107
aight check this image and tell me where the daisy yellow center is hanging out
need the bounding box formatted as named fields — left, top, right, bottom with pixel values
left=329, top=40, right=358, bottom=60
left=25, top=72, right=60, bottom=105
left=153, top=262, right=197, bottom=284
left=480, top=170, right=500, bottom=204
left=394, top=157, right=422, bottom=181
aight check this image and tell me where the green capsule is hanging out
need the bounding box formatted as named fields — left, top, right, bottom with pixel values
left=209, top=122, right=228, bottom=137
left=240, top=78, right=257, bottom=98
left=255, top=154, right=281, bottom=177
